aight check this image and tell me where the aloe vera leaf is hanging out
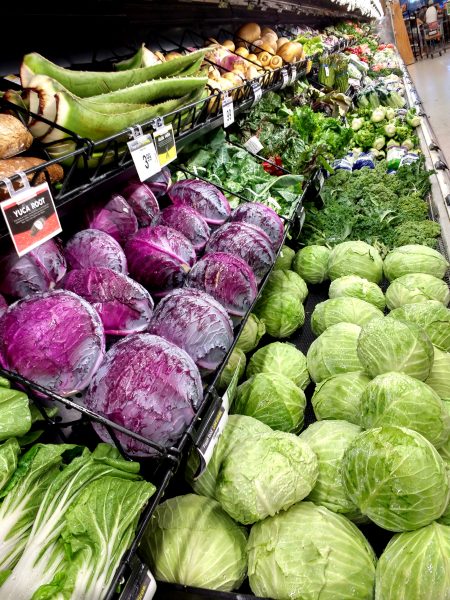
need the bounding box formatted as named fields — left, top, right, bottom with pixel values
left=114, top=44, right=162, bottom=71
left=20, top=48, right=208, bottom=97
left=84, top=75, right=207, bottom=105
left=43, top=87, right=205, bottom=143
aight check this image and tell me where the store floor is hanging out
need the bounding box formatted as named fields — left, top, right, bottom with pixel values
left=408, top=51, right=450, bottom=164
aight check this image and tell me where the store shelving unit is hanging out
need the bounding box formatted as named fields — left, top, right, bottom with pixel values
left=0, top=4, right=385, bottom=598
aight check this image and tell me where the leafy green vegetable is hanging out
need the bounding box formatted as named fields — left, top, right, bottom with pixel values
left=312, top=371, right=371, bottom=425
left=217, top=349, right=246, bottom=393
left=246, top=342, right=310, bottom=390
left=274, top=245, right=295, bottom=270
left=0, top=387, right=31, bottom=442
left=375, top=522, right=450, bottom=600
left=248, top=501, right=376, bottom=600
left=254, top=291, right=305, bottom=339
left=292, top=245, right=330, bottom=284
left=141, top=494, right=248, bottom=592
left=233, top=373, right=306, bottom=433
left=34, top=476, right=154, bottom=599
left=342, top=426, right=449, bottom=531
left=426, top=346, right=450, bottom=401
left=385, top=273, right=450, bottom=310
left=235, top=314, right=266, bottom=354
left=388, top=301, right=450, bottom=352
left=0, top=444, right=143, bottom=598
left=329, top=275, right=386, bottom=310
left=0, top=439, right=20, bottom=494
left=311, top=297, right=383, bottom=336
left=299, top=420, right=363, bottom=520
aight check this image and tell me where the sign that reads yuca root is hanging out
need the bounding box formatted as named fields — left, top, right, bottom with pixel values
left=1, top=182, right=62, bottom=257
left=153, top=124, right=177, bottom=167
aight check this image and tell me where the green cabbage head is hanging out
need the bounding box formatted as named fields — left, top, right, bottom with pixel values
left=357, top=318, right=434, bottom=381
left=329, top=275, right=386, bottom=310
left=342, top=426, right=449, bottom=531
left=248, top=501, right=376, bottom=600
left=360, top=372, right=450, bottom=448
left=426, top=346, right=450, bottom=401
left=263, top=269, right=308, bottom=302
left=254, top=292, right=305, bottom=339
left=185, top=414, right=271, bottom=498
left=217, top=348, right=246, bottom=393
left=383, top=244, right=449, bottom=281
left=327, top=241, right=383, bottom=284
left=235, top=313, right=266, bottom=353
left=215, top=430, right=318, bottom=524
left=307, top=322, right=363, bottom=383
left=292, top=245, right=331, bottom=284
left=312, top=371, right=371, bottom=425
left=274, top=245, right=295, bottom=271
left=299, top=420, right=363, bottom=520
left=375, top=522, right=450, bottom=600
left=246, top=341, right=310, bottom=389
left=233, top=373, right=306, bottom=433
left=385, top=273, right=450, bottom=310
left=141, top=494, right=248, bottom=592
left=311, top=297, right=383, bottom=336
left=388, top=300, right=450, bottom=352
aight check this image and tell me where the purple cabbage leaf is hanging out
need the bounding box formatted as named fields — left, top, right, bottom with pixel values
left=120, top=180, right=160, bottom=227
left=84, top=333, right=202, bottom=456
left=153, top=205, right=211, bottom=253
left=0, top=239, right=67, bottom=299
left=0, top=290, right=105, bottom=396
left=149, top=288, right=234, bottom=374
left=187, top=252, right=258, bottom=325
left=145, top=167, right=172, bottom=198
left=85, top=194, right=138, bottom=246
left=63, top=267, right=154, bottom=336
left=168, top=179, right=231, bottom=226
left=65, top=229, right=128, bottom=274
left=205, top=222, right=275, bottom=283
left=124, top=225, right=196, bottom=297
left=0, top=294, right=7, bottom=318
left=231, top=202, right=284, bottom=251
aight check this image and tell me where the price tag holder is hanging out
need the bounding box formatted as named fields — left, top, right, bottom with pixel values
left=289, top=65, right=297, bottom=85
left=244, top=135, right=264, bottom=155
left=0, top=179, right=62, bottom=257
left=250, top=80, right=262, bottom=105
left=222, top=93, right=235, bottom=128
left=153, top=123, right=177, bottom=168
left=128, top=134, right=160, bottom=182
left=280, top=67, right=289, bottom=89
left=324, top=65, right=330, bottom=77
left=119, top=557, right=156, bottom=600
left=316, top=170, right=325, bottom=190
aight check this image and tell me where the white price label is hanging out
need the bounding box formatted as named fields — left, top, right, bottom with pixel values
left=222, top=93, right=234, bottom=128
left=289, top=65, right=297, bottom=85
left=317, top=170, right=325, bottom=189
left=128, top=134, right=160, bottom=182
left=325, top=65, right=330, bottom=77
left=244, top=135, right=264, bottom=155
left=251, top=81, right=262, bottom=105
left=280, top=67, right=289, bottom=89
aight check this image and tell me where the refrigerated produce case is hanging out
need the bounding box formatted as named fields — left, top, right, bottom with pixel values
left=0, top=2, right=449, bottom=599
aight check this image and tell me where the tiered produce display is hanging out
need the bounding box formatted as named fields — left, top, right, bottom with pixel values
left=0, top=15, right=449, bottom=600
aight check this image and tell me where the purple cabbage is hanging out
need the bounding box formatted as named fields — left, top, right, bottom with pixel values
left=154, top=205, right=211, bottom=253
left=120, top=180, right=160, bottom=227
left=84, top=333, right=202, bottom=456
left=230, top=202, right=284, bottom=250
left=187, top=252, right=258, bottom=325
left=168, top=179, right=231, bottom=226
left=0, top=239, right=67, bottom=299
left=146, top=167, right=172, bottom=198
left=65, top=229, right=128, bottom=274
left=85, top=194, right=138, bottom=245
left=63, top=267, right=154, bottom=336
left=205, top=222, right=275, bottom=283
left=0, top=294, right=7, bottom=318
left=149, top=288, right=234, bottom=374
left=124, top=225, right=196, bottom=297
left=0, top=290, right=105, bottom=397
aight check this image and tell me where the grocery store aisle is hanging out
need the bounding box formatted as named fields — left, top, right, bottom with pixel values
left=408, top=53, right=450, bottom=164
